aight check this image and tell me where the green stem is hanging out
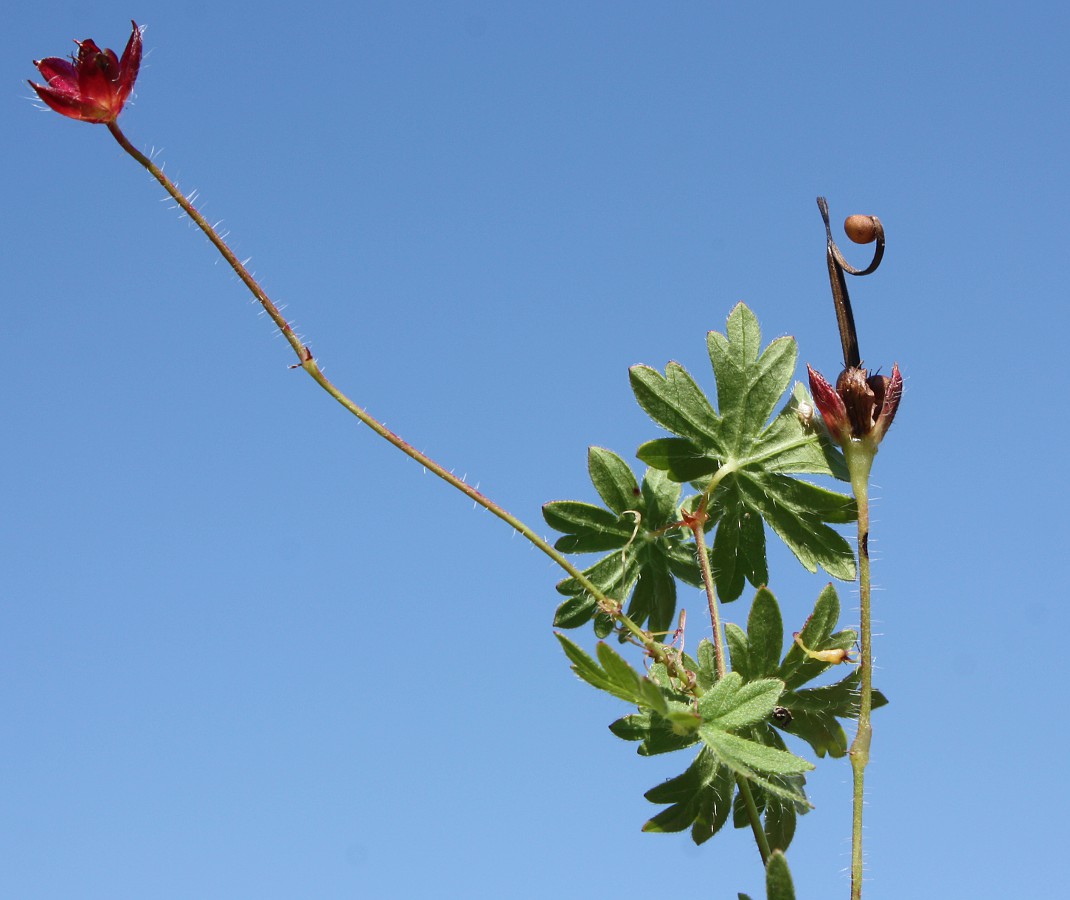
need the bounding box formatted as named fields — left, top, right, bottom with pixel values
left=690, top=515, right=768, bottom=865
left=690, top=523, right=726, bottom=680
left=843, top=441, right=875, bottom=900
left=105, top=122, right=610, bottom=610
left=737, top=775, right=771, bottom=865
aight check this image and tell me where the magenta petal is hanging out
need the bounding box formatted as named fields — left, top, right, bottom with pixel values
left=74, top=39, right=105, bottom=78
left=116, top=23, right=143, bottom=102
left=119, top=22, right=143, bottom=78
left=35, top=56, right=79, bottom=88
left=75, top=39, right=103, bottom=61
left=29, top=82, right=94, bottom=119
left=79, top=66, right=110, bottom=103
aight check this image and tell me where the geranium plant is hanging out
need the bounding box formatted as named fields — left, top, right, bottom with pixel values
left=29, top=22, right=902, bottom=900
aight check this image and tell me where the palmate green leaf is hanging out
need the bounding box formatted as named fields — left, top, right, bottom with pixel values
left=728, top=584, right=891, bottom=759
left=544, top=449, right=706, bottom=635
left=708, top=303, right=795, bottom=448
left=632, top=303, right=857, bottom=600
left=626, top=550, right=676, bottom=637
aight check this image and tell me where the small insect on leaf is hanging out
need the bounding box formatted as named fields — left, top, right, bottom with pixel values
left=793, top=632, right=856, bottom=665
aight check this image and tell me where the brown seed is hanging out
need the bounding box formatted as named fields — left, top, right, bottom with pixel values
left=844, top=215, right=878, bottom=244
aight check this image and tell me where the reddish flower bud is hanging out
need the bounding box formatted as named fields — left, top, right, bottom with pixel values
left=29, top=21, right=141, bottom=124
left=807, top=362, right=902, bottom=448
left=806, top=364, right=849, bottom=442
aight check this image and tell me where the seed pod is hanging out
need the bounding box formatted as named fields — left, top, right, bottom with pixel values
left=844, top=215, right=878, bottom=244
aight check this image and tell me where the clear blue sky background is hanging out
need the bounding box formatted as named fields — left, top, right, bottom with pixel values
left=5, top=3, right=1067, bottom=898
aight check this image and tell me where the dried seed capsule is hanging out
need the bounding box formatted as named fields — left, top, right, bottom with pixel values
left=844, top=215, right=878, bottom=244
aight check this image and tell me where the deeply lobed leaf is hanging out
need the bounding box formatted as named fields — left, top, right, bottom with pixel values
left=544, top=451, right=705, bottom=635
left=631, top=303, right=858, bottom=599
left=727, top=585, right=892, bottom=759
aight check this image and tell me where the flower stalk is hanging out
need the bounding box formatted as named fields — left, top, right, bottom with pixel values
left=106, top=120, right=615, bottom=608
left=809, top=197, right=902, bottom=900
left=843, top=441, right=875, bottom=900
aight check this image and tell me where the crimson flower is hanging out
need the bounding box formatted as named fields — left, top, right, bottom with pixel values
left=807, top=362, right=902, bottom=448
left=29, top=21, right=142, bottom=124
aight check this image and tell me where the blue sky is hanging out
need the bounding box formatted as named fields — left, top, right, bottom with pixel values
left=5, top=3, right=1068, bottom=898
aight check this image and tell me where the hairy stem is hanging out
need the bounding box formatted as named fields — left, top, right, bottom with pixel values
left=689, top=514, right=767, bottom=863
left=843, top=442, right=875, bottom=900
left=737, top=775, right=771, bottom=865
left=106, top=123, right=611, bottom=609
left=689, top=520, right=724, bottom=679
